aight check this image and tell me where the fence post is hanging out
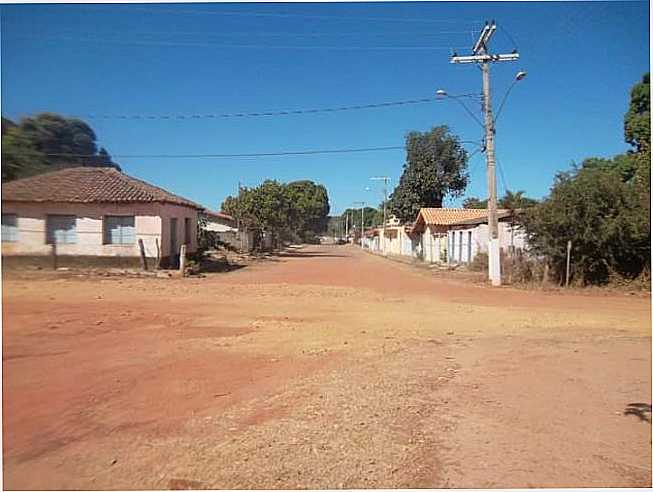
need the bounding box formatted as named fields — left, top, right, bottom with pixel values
left=179, top=244, right=187, bottom=276
left=51, top=242, right=57, bottom=270
left=138, top=239, right=148, bottom=271
left=565, top=240, right=572, bottom=287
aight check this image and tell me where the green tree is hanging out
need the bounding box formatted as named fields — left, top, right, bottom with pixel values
left=522, top=165, right=648, bottom=285
left=220, top=179, right=331, bottom=249
left=500, top=190, right=538, bottom=211
left=522, top=74, right=650, bottom=285
left=624, top=73, right=650, bottom=151
left=463, top=190, right=537, bottom=210
left=1, top=112, right=120, bottom=182
left=285, top=180, right=330, bottom=241
left=389, top=126, right=468, bottom=222
left=462, top=197, right=487, bottom=209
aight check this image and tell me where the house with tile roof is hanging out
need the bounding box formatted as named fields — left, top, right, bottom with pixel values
left=410, top=207, right=526, bottom=264
left=1, top=167, right=203, bottom=267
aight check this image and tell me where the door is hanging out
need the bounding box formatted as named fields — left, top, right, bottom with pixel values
left=170, top=217, right=178, bottom=267
left=467, top=231, right=473, bottom=263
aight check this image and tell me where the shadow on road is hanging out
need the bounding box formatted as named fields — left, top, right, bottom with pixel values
left=275, top=252, right=348, bottom=258
left=624, top=403, right=652, bottom=423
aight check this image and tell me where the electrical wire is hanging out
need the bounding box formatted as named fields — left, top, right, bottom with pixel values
left=2, top=141, right=482, bottom=160
left=496, top=159, right=510, bottom=195
left=498, top=24, right=519, bottom=52
left=89, top=6, right=483, bottom=25
left=1, top=146, right=406, bottom=160
left=76, top=96, right=442, bottom=120
left=6, top=35, right=469, bottom=51
left=19, top=28, right=477, bottom=38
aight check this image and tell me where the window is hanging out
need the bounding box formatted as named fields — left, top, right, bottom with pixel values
left=104, top=216, right=135, bottom=244
left=2, top=214, right=18, bottom=242
left=184, top=217, right=191, bottom=245
left=46, top=215, right=77, bottom=244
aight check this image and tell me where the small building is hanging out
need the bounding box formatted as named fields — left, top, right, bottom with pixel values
left=411, top=208, right=525, bottom=264
left=201, top=210, right=255, bottom=251
left=378, top=224, right=417, bottom=257
left=1, top=167, right=202, bottom=268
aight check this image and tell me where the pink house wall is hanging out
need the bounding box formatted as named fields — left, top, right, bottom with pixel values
left=1, top=202, right=198, bottom=258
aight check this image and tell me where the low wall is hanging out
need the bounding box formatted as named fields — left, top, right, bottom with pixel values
left=1, top=254, right=156, bottom=270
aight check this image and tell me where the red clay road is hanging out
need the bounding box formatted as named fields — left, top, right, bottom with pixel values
left=3, top=245, right=651, bottom=489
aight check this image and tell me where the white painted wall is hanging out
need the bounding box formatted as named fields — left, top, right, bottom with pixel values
left=447, top=222, right=527, bottom=264
left=2, top=202, right=198, bottom=257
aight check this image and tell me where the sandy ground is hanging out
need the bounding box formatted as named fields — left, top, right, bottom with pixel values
left=2, top=244, right=651, bottom=489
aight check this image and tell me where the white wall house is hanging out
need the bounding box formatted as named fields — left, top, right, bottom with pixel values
left=447, top=220, right=527, bottom=264
left=2, top=167, right=202, bottom=267
left=411, top=208, right=526, bottom=265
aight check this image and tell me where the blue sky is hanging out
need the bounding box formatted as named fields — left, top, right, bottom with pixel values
left=1, top=1, right=649, bottom=214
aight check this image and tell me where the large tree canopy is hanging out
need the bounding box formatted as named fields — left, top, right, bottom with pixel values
left=389, top=126, right=468, bottom=222
left=220, top=179, right=330, bottom=248
left=285, top=180, right=330, bottom=239
left=1, top=113, right=120, bottom=182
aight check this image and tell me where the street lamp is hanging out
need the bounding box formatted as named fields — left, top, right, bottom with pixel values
left=435, top=89, right=485, bottom=128
left=494, top=70, right=528, bottom=125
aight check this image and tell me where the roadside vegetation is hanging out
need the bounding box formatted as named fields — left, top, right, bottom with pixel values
left=522, top=73, right=650, bottom=286
left=221, top=179, right=330, bottom=249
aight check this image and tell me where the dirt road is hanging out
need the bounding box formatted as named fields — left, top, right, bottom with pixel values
left=3, top=245, right=651, bottom=489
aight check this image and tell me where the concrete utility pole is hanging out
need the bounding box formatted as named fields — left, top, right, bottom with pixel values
left=451, top=20, right=519, bottom=287
left=370, top=176, right=390, bottom=254
left=353, top=201, right=365, bottom=248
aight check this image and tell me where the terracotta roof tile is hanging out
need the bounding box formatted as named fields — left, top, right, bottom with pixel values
left=204, top=210, right=235, bottom=221
left=414, top=207, right=511, bottom=229
left=2, top=167, right=202, bottom=209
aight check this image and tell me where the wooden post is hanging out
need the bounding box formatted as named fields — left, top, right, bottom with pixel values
left=51, top=242, right=57, bottom=270
left=179, top=244, right=187, bottom=276
left=542, top=262, right=549, bottom=287
left=565, top=240, right=572, bottom=287
left=138, top=239, right=148, bottom=271
left=154, top=238, right=161, bottom=270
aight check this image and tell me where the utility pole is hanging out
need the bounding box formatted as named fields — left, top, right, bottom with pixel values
left=370, top=176, right=389, bottom=255
left=451, top=20, right=519, bottom=287
left=353, top=201, right=365, bottom=248
left=237, top=181, right=243, bottom=251
left=345, top=212, right=349, bottom=239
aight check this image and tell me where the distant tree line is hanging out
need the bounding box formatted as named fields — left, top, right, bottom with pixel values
left=463, top=190, right=538, bottom=211
left=221, top=179, right=330, bottom=249
left=2, top=112, right=120, bottom=182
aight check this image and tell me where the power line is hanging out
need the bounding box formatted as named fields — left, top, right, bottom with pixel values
left=76, top=96, right=441, bottom=120
left=1, top=141, right=482, bottom=160
left=15, top=28, right=477, bottom=38
left=7, top=35, right=469, bottom=51
left=496, top=159, right=510, bottom=195
left=1, top=146, right=406, bottom=160
left=83, top=5, right=483, bottom=25
left=498, top=24, right=519, bottom=52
